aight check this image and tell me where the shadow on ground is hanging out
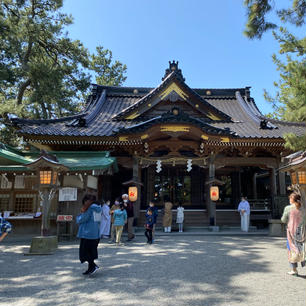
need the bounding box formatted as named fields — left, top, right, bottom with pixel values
left=0, top=235, right=303, bottom=306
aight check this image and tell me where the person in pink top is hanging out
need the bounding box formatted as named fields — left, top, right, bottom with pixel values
left=281, top=192, right=306, bottom=276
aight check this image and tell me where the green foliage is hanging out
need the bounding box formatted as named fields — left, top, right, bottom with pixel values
left=0, top=0, right=127, bottom=146
left=244, top=0, right=306, bottom=39
left=243, top=0, right=277, bottom=39
left=284, top=133, right=306, bottom=151
left=244, top=0, right=306, bottom=151
left=91, top=46, right=127, bottom=86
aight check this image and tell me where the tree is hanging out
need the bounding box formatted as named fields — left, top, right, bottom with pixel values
left=91, top=46, right=127, bottom=86
left=244, top=0, right=306, bottom=39
left=0, top=0, right=127, bottom=146
left=244, top=0, right=306, bottom=151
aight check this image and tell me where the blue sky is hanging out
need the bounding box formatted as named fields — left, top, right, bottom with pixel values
left=61, top=0, right=300, bottom=115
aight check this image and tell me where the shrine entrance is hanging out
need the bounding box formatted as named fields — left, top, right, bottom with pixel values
left=142, top=165, right=206, bottom=209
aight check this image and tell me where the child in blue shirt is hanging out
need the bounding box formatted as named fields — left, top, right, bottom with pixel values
left=113, top=204, right=127, bottom=245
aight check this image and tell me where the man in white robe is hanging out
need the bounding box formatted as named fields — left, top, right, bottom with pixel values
left=100, top=201, right=111, bottom=238
left=238, top=197, right=250, bottom=232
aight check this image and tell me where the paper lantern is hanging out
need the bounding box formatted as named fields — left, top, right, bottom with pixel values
left=128, top=186, right=138, bottom=202
left=210, top=186, right=219, bottom=201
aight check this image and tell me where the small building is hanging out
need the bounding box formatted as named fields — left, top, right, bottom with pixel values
left=0, top=145, right=116, bottom=235
left=6, top=61, right=306, bottom=231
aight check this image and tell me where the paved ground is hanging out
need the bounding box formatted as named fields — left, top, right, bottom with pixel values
left=0, top=233, right=305, bottom=306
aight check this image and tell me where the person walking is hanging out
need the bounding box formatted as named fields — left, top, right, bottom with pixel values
left=144, top=208, right=154, bottom=244
left=281, top=192, right=306, bottom=276
left=238, top=197, right=250, bottom=232
left=176, top=202, right=184, bottom=232
left=162, top=195, right=173, bottom=233
left=113, top=203, right=127, bottom=245
left=109, top=198, right=120, bottom=243
left=122, top=193, right=135, bottom=241
left=100, top=200, right=111, bottom=239
left=0, top=214, right=12, bottom=242
left=76, top=194, right=102, bottom=275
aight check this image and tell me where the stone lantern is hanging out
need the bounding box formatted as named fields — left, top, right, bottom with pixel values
left=25, top=151, right=68, bottom=254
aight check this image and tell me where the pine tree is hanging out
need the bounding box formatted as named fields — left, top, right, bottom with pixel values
left=244, top=0, right=306, bottom=151
left=0, top=0, right=127, bottom=146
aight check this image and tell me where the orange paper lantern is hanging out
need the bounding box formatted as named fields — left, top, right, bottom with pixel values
left=128, top=186, right=138, bottom=202
left=210, top=186, right=219, bottom=201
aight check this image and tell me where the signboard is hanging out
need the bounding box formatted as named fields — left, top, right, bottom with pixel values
left=87, top=175, right=98, bottom=189
left=57, top=215, right=73, bottom=222
left=59, top=187, right=78, bottom=202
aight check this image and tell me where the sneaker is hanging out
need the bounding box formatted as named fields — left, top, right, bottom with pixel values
left=82, top=269, right=90, bottom=275
left=287, top=270, right=298, bottom=276
left=89, top=265, right=99, bottom=275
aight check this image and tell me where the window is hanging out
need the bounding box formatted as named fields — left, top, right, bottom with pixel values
left=14, top=176, right=25, bottom=189
left=0, top=194, right=10, bottom=211
left=24, top=177, right=36, bottom=189
left=0, top=176, right=12, bottom=189
left=14, top=194, right=36, bottom=213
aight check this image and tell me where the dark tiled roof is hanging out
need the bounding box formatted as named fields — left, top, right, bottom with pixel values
left=114, top=109, right=235, bottom=137
left=111, top=71, right=232, bottom=121
left=12, top=80, right=305, bottom=140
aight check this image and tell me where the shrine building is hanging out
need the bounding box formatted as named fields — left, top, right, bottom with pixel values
left=2, top=61, right=305, bottom=232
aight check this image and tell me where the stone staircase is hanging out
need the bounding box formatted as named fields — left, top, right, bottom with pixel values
left=137, top=210, right=242, bottom=228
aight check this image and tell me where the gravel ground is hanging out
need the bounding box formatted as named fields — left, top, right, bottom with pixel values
left=0, top=235, right=305, bottom=306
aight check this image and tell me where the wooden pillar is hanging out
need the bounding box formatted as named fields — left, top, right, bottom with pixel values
left=270, top=167, right=277, bottom=217
left=253, top=173, right=257, bottom=199
left=238, top=169, right=242, bottom=198
left=270, top=167, right=277, bottom=196
left=207, top=156, right=216, bottom=226
left=133, top=157, right=141, bottom=219
left=97, top=175, right=103, bottom=201
left=101, top=175, right=112, bottom=201
left=232, top=170, right=241, bottom=207
left=278, top=171, right=286, bottom=195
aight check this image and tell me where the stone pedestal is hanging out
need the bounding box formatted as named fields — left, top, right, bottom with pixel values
left=25, top=236, right=58, bottom=255
left=208, top=226, right=219, bottom=232
left=268, top=219, right=286, bottom=237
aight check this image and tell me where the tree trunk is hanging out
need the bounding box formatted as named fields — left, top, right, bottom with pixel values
left=17, top=79, right=31, bottom=105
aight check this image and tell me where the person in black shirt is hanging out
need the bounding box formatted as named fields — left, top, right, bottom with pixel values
left=144, top=208, right=154, bottom=244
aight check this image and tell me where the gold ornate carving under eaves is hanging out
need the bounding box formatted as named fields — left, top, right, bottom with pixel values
left=160, top=125, right=190, bottom=133
left=159, top=83, right=189, bottom=101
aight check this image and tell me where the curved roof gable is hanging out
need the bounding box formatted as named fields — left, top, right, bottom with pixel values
left=112, top=61, right=232, bottom=122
